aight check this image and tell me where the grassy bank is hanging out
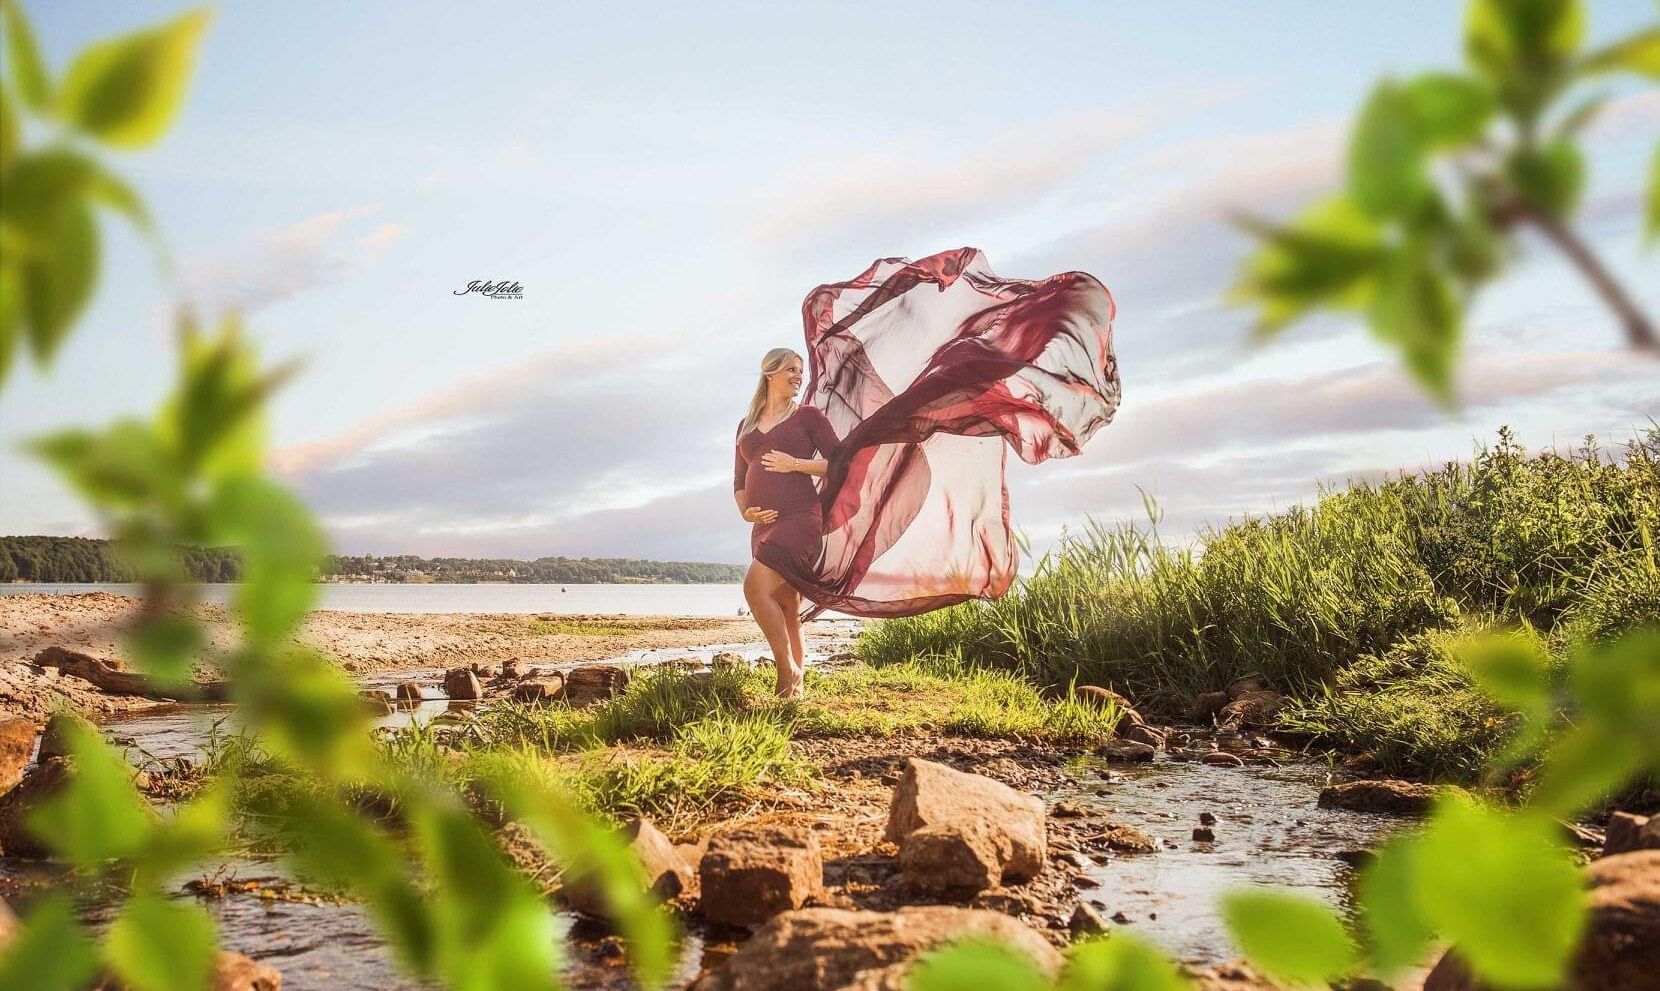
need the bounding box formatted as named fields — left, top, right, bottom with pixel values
left=858, top=429, right=1660, bottom=782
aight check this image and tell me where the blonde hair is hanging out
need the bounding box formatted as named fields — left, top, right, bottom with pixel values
left=741, top=347, right=803, bottom=434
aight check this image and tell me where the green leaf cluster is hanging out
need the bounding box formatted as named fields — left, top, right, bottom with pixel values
left=1234, top=0, right=1659, bottom=399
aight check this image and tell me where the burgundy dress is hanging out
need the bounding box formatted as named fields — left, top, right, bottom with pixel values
left=741, top=247, right=1119, bottom=620
left=735, top=406, right=840, bottom=579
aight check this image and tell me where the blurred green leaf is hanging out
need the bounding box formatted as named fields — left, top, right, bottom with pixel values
left=1058, top=935, right=1190, bottom=991
left=0, top=84, right=18, bottom=170
left=417, top=804, right=561, bottom=991
left=234, top=648, right=372, bottom=775
left=133, top=781, right=229, bottom=885
left=1, top=0, right=52, bottom=112
left=0, top=894, right=99, bottom=991
left=26, top=720, right=154, bottom=867
left=165, top=319, right=292, bottom=481
left=1367, top=243, right=1461, bottom=404
left=29, top=420, right=173, bottom=510
left=1579, top=26, right=1660, bottom=79
left=1646, top=142, right=1659, bottom=245
left=0, top=258, right=19, bottom=385
left=1528, top=720, right=1645, bottom=818
left=1466, top=0, right=1586, bottom=80
left=21, top=197, right=98, bottom=363
left=123, top=612, right=205, bottom=687
left=56, top=9, right=210, bottom=149
left=1463, top=632, right=1549, bottom=712
left=0, top=149, right=101, bottom=244
left=1570, top=627, right=1660, bottom=730
left=1233, top=195, right=1385, bottom=335
left=1507, top=140, right=1584, bottom=218
left=1219, top=889, right=1358, bottom=986
left=909, top=938, right=1049, bottom=991
left=1404, top=73, right=1494, bottom=147
left=1349, top=80, right=1429, bottom=218
left=212, top=475, right=323, bottom=645
left=105, top=893, right=217, bottom=991
left=1415, top=796, right=1584, bottom=988
left=1357, top=834, right=1436, bottom=979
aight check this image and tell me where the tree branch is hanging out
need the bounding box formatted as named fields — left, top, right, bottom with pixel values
left=1517, top=202, right=1658, bottom=352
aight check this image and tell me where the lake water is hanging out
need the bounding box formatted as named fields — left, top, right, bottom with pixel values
left=0, top=582, right=752, bottom=616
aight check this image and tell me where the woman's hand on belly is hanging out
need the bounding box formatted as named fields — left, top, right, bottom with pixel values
left=742, top=506, right=779, bottom=525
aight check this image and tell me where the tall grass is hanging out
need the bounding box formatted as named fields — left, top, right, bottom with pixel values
left=860, top=429, right=1660, bottom=723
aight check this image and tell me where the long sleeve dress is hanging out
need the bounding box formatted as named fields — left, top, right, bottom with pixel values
left=740, top=246, right=1120, bottom=620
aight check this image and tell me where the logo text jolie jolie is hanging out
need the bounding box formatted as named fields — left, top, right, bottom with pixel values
left=454, top=280, right=523, bottom=299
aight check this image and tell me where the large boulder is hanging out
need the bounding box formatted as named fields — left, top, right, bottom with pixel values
left=564, top=665, right=630, bottom=707
left=1192, top=691, right=1231, bottom=722
left=0, top=756, right=73, bottom=858
left=0, top=717, right=39, bottom=794
left=1423, top=850, right=1660, bottom=991
left=511, top=677, right=564, bottom=704
left=886, top=758, right=1046, bottom=880
left=1218, top=690, right=1285, bottom=730
left=699, top=825, right=823, bottom=928
left=690, top=906, right=1061, bottom=991
left=898, top=820, right=1005, bottom=895
left=1317, top=779, right=1441, bottom=816
left=562, top=818, right=693, bottom=918
left=442, top=667, right=482, bottom=701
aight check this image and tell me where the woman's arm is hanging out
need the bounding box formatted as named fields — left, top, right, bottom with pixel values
left=759, top=452, right=826, bottom=476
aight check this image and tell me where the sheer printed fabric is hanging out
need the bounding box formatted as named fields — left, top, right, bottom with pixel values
left=763, top=246, right=1119, bottom=619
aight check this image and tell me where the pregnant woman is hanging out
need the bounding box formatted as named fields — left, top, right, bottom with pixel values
left=737, top=247, right=1121, bottom=698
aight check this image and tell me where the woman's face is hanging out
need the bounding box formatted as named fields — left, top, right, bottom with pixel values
left=767, top=356, right=804, bottom=398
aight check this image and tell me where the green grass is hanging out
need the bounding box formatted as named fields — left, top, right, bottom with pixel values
left=525, top=619, right=635, bottom=637
left=859, top=429, right=1660, bottom=781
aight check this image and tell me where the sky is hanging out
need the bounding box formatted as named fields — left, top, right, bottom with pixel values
left=1, top=0, right=1657, bottom=566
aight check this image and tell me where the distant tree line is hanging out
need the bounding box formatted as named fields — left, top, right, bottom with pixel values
left=319, top=554, right=745, bottom=584
left=0, top=535, right=241, bottom=582
left=0, top=536, right=745, bottom=584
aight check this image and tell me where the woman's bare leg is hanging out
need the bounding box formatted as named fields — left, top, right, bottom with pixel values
left=744, top=561, right=795, bottom=697
left=773, top=584, right=806, bottom=697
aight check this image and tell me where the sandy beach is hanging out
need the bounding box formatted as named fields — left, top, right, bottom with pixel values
left=0, top=591, right=777, bottom=719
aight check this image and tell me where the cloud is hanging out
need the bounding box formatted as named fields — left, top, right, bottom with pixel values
left=182, top=206, right=408, bottom=314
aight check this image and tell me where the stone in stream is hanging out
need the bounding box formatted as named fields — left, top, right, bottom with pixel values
left=1191, top=690, right=1230, bottom=722
left=358, top=690, right=395, bottom=717
left=212, top=950, right=283, bottom=991
left=562, top=818, right=693, bottom=918
left=1077, top=685, right=1166, bottom=748
left=1201, top=752, right=1245, bottom=768
left=1199, top=811, right=1217, bottom=825
left=0, top=717, right=39, bottom=794
left=689, top=906, right=1060, bottom=991
left=885, top=758, right=1046, bottom=880
left=699, top=825, right=823, bottom=928
left=442, top=667, right=482, bottom=700
left=898, top=820, right=1006, bottom=895
left=1069, top=902, right=1109, bottom=938
left=511, top=676, right=564, bottom=704
left=393, top=681, right=423, bottom=702
left=500, top=659, right=521, bottom=680
left=1096, top=740, right=1155, bottom=762
left=0, top=757, right=75, bottom=857
left=1093, top=823, right=1157, bottom=854
left=1603, top=811, right=1660, bottom=856
left=563, top=664, right=630, bottom=707
left=1217, top=690, right=1286, bottom=731
left=1318, top=778, right=1444, bottom=816
left=1192, top=826, right=1216, bottom=842
left=1423, top=849, right=1660, bottom=991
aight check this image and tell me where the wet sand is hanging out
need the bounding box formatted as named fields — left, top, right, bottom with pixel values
left=0, top=591, right=773, bottom=719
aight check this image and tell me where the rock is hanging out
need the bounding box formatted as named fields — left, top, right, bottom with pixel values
left=1201, top=752, right=1245, bottom=768
left=442, top=667, right=482, bottom=700
left=885, top=758, right=1046, bottom=880
left=1051, top=800, right=1090, bottom=819
left=0, top=757, right=73, bottom=857
left=564, top=664, right=630, bottom=706
left=394, top=681, right=423, bottom=702
left=501, top=659, right=521, bottom=679
left=1093, top=824, right=1156, bottom=854
left=1120, top=720, right=1167, bottom=749
left=898, top=820, right=1005, bottom=895
left=1076, top=685, right=1137, bottom=714
left=1199, top=811, right=1217, bottom=825
left=33, top=646, right=230, bottom=702
left=710, top=652, right=745, bottom=670
left=1218, top=690, right=1285, bottom=730
left=1096, top=739, right=1156, bottom=762
left=1192, top=826, right=1215, bottom=842
left=1069, top=903, right=1108, bottom=938
left=358, top=690, right=394, bottom=717
left=563, top=818, right=693, bottom=918
left=699, top=825, right=823, bottom=928
left=1192, top=691, right=1230, bottom=722
left=689, top=906, right=1061, bottom=991
left=969, top=887, right=1041, bottom=916
left=212, top=950, right=283, bottom=991
left=0, top=717, right=39, bottom=794
left=1423, top=850, right=1660, bottom=991
left=1604, top=811, right=1660, bottom=857
left=511, top=677, right=564, bottom=704
left=1190, top=960, right=1280, bottom=991
left=1318, top=779, right=1441, bottom=816
left=1226, top=673, right=1269, bottom=699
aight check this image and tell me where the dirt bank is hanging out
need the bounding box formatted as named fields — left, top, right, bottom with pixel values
left=0, top=591, right=767, bottom=719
